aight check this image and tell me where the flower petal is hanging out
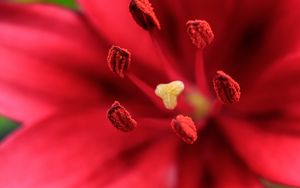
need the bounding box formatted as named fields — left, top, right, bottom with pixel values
left=218, top=116, right=300, bottom=187
left=177, top=126, right=262, bottom=188
left=206, top=0, right=300, bottom=93
left=0, top=4, right=107, bottom=123
left=231, top=53, right=300, bottom=133
left=0, top=107, right=178, bottom=187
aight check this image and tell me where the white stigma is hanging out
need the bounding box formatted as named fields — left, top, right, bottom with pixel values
left=155, top=81, right=185, bottom=110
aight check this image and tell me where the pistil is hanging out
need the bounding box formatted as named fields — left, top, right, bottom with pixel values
left=155, top=81, right=185, bottom=110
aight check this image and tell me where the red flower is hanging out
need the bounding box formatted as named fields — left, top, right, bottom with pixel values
left=0, top=0, right=300, bottom=187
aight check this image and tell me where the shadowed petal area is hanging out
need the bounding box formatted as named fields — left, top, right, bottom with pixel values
left=220, top=54, right=300, bottom=186
left=232, top=54, right=300, bottom=132
left=176, top=127, right=262, bottom=188
left=0, top=108, right=178, bottom=188
left=206, top=0, right=300, bottom=93
left=203, top=131, right=263, bottom=188
left=218, top=117, right=300, bottom=187
left=0, top=4, right=109, bottom=123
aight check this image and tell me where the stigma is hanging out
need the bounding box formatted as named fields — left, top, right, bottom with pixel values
left=213, top=70, right=241, bottom=104
left=107, top=101, right=137, bottom=132
left=155, top=81, right=184, bottom=110
left=186, top=20, right=214, bottom=49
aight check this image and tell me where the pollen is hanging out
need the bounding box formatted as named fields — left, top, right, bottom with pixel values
left=129, top=0, right=161, bottom=30
left=186, top=20, right=214, bottom=49
left=107, top=101, right=137, bottom=132
left=107, top=46, right=131, bottom=78
left=171, top=115, right=197, bottom=144
left=155, top=80, right=184, bottom=110
left=213, top=70, right=241, bottom=104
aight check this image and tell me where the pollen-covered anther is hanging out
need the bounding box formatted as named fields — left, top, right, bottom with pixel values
left=107, top=101, right=137, bottom=132
left=171, top=115, right=198, bottom=144
left=107, top=46, right=131, bottom=78
left=129, top=0, right=161, bottom=30
left=213, top=70, right=241, bottom=104
left=155, top=81, right=184, bottom=110
left=186, top=20, right=214, bottom=49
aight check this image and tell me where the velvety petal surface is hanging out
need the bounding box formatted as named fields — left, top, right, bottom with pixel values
left=206, top=0, right=300, bottom=93
left=0, top=107, right=178, bottom=188
left=176, top=126, right=262, bottom=188
left=0, top=3, right=108, bottom=123
left=218, top=116, right=300, bottom=187
left=218, top=53, right=300, bottom=186
left=230, top=53, right=300, bottom=133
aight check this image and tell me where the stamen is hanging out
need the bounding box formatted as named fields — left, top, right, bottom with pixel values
left=129, top=0, right=161, bottom=30
left=107, top=46, right=131, bottom=78
left=186, top=20, right=214, bottom=49
left=107, top=101, right=137, bottom=132
left=171, top=115, right=197, bottom=144
left=155, top=81, right=184, bottom=110
left=213, top=71, right=241, bottom=104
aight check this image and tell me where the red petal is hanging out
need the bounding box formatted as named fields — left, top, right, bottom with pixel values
left=204, top=132, right=263, bottom=188
left=177, top=127, right=262, bottom=188
left=0, top=4, right=107, bottom=123
left=233, top=54, right=300, bottom=132
left=0, top=108, right=178, bottom=187
left=206, top=0, right=300, bottom=92
left=219, top=116, right=300, bottom=187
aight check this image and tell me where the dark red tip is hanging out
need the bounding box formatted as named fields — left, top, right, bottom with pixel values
left=186, top=20, right=214, bottom=49
left=129, top=0, right=161, bottom=30
left=107, top=46, right=131, bottom=78
left=213, top=71, right=241, bottom=104
left=107, top=101, right=137, bottom=132
left=171, top=115, right=197, bottom=144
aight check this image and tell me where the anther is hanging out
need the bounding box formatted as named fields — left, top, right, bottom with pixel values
left=186, top=20, right=214, bottom=49
left=155, top=81, right=184, bottom=110
left=107, top=101, right=137, bottom=132
left=213, top=71, right=241, bottom=104
left=171, top=115, right=197, bottom=144
left=129, top=0, right=161, bottom=30
left=107, top=46, right=131, bottom=78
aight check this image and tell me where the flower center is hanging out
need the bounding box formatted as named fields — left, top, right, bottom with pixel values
left=186, top=91, right=211, bottom=119
left=105, top=0, right=241, bottom=143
